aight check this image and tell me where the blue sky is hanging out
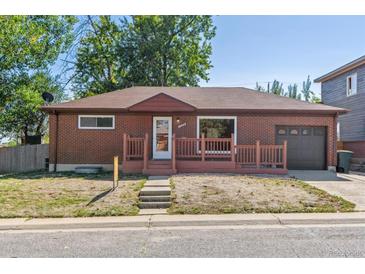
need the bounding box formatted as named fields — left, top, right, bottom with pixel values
left=56, top=15, right=365, bottom=96
left=200, top=16, right=365, bottom=95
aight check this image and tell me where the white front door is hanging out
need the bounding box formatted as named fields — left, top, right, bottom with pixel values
left=153, top=116, right=172, bottom=159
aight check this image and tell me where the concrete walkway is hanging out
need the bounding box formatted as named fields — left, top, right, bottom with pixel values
left=288, top=170, right=365, bottom=211
left=1, top=212, right=365, bottom=231
left=138, top=176, right=171, bottom=215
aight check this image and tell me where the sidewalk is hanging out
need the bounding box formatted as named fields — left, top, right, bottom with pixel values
left=1, top=212, right=365, bottom=231
left=288, top=170, right=365, bottom=211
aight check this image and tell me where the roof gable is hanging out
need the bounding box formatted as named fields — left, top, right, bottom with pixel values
left=128, top=92, right=196, bottom=112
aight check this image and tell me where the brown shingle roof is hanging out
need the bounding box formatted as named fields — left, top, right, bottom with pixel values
left=42, top=86, right=347, bottom=114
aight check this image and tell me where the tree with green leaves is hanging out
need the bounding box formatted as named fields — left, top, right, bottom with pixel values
left=0, top=16, right=76, bottom=104
left=255, top=82, right=266, bottom=92
left=0, top=72, right=64, bottom=143
left=270, top=80, right=285, bottom=96
left=301, top=75, right=314, bottom=102
left=311, top=94, right=322, bottom=103
left=0, top=16, right=76, bottom=143
left=73, top=15, right=216, bottom=97
left=286, top=83, right=302, bottom=100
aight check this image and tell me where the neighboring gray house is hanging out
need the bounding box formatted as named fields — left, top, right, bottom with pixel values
left=315, top=55, right=365, bottom=158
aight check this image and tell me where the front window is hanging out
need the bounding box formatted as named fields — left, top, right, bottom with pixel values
left=78, top=115, right=115, bottom=129
left=197, top=116, right=236, bottom=152
left=198, top=117, right=236, bottom=139
left=346, top=73, right=357, bottom=96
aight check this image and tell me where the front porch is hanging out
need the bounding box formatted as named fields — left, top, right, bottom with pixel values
left=122, top=133, right=288, bottom=175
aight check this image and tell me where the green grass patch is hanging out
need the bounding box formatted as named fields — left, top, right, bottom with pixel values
left=168, top=175, right=355, bottom=215
left=0, top=171, right=146, bottom=218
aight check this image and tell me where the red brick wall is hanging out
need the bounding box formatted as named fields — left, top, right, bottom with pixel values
left=49, top=113, right=337, bottom=167
left=236, top=114, right=336, bottom=166
left=172, top=115, right=196, bottom=138
left=50, top=113, right=151, bottom=164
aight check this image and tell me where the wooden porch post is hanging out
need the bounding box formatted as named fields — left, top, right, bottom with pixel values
left=256, top=140, right=260, bottom=169
left=283, top=140, right=288, bottom=170
left=123, top=133, right=127, bottom=163
left=172, top=133, right=177, bottom=173
left=201, top=133, right=205, bottom=162
left=143, top=133, right=148, bottom=172
left=230, top=133, right=235, bottom=163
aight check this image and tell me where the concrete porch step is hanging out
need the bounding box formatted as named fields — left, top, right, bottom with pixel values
left=148, top=176, right=170, bottom=180
left=138, top=208, right=168, bottom=215
left=144, top=180, right=170, bottom=187
left=144, top=169, right=175, bottom=176
left=139, top=186, right=171, bottom=196
left=139, top=195, right=171, bottom=202
left=139, top=201, right=171, bottom=209
left=138, top=175, right=172, bottom=212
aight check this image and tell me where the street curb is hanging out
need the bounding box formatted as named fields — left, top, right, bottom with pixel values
left=149, top=214, right=279, bottom=227
left=0, top=216, right=150, bottom=231
left=0, top=213, right=365, bottom=231
left=272, top=213, right=365, bottom=225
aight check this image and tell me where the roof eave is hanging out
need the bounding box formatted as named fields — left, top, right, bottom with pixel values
left=41, top=106, right=348, bottom=115
left=314, top=56, right=365, bottom=83
left=198, top=108, right=348, bottom=115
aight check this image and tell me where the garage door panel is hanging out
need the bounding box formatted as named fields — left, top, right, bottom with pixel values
left=276, top=126, right=326, bottom=170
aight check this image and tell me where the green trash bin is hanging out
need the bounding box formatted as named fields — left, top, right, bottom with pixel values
left=337, top=150, right=353, bottom=173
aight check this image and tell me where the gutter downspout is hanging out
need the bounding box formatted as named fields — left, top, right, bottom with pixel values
left=53, top=111, right=59, bottom=172
left=334, top=112, right=339, bottom=168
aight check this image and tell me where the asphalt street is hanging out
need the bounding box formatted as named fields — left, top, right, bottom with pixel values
left=1, top=224, right=365, bottom=258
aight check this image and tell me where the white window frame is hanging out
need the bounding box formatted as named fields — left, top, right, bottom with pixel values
left=197, top=116, right=237, bottom=153
left=78, top=115, right=115, bottom=130
left=346, top=73, right=357, bottom=97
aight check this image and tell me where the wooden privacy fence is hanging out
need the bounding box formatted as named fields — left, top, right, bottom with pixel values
left=0, top=144, right=49, bottom=174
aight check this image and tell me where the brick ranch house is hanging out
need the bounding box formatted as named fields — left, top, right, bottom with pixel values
left=42, top=87, right=347, bottom=175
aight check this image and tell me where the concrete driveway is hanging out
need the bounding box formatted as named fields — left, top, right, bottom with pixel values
left=288, top=170, right=365, bottom=211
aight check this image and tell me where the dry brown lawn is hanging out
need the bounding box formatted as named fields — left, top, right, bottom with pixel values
left=169, top=174, right=355, bottom=214
left=0, top=171, right=146, bottom=218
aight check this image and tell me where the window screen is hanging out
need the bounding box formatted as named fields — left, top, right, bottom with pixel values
left=79, top=116, right=114, bottom=129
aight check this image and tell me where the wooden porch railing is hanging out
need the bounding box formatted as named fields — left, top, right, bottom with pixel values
left=235, top=140, right=287, bottom=168
left=123, top=132, right=288, bottom=171
left=174, top=135, right=287, bottom=169
left=175, top=134, right=233, bottom=160
left=123, top=134, right=145, bottom=160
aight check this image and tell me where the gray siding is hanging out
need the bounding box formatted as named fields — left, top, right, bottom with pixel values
left=321, top=64, right=365, bottom=141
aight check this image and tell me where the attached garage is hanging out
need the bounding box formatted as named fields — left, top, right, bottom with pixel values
left=276, top=126, right=327, bottom=170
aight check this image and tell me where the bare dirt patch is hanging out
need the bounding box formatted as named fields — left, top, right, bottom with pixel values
left=169, top=174, right=354, bottom=214
left=0, top=171, right=145, bottom=218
